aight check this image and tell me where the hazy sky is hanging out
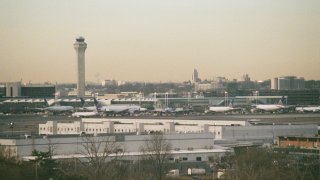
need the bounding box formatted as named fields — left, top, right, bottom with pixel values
left=1, top=0, right=320, bottom=83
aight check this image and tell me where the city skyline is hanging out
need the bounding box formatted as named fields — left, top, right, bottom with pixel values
left=1, top=0, right=320, bottom=83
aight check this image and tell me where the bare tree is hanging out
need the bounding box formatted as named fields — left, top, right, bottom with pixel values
left=222, top=147, right=320, bottom=180
left=140, top=132, right=172, bottom=180
left=79, top=134, right=127, bottom=180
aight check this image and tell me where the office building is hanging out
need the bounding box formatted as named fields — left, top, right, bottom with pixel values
left=192, top=69, right=199, bottom=83
left=21, top=84, right=55, bottom=98
left=5, top=82, right=21, bottom=97
left=271, top=76, right=305, bottom=90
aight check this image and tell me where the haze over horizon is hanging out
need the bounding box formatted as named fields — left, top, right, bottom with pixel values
left=1, top=0, right=320, bottom=83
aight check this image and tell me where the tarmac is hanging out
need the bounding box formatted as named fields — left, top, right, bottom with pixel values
left=0, top=113, right=319, bottom=136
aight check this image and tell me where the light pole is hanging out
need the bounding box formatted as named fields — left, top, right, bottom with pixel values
left=255, top=91, right=259, bottom=104
left=154, top=92, right=157, bottom=106
left=224, top=91, right=228, bottom=106
left=187, top=92, right=191, bottom=107
left=8, top=122, right=14, bottom=136
left=165, top=92, right=169, bottom=108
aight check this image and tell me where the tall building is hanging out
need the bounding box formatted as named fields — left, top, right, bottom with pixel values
left=192, top=69, right=199, bottom=83
left=21, top=84, right=55, bottom=98
left=271, top=76, right=305, bottom=90
left=5, top=82, right=21, bottom=97
left=271, top=78, right=278, bottom=90
left=73, top=36, right=87, bottom=97
left=242, top=74, right=251, bottom=82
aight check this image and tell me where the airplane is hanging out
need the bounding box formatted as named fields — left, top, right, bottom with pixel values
left=174, top=107, right=193, bottom=114
left=93, top=98, right=142, bottom=115
left=295, top=106, right=320, bottom=113
left=152, top=107, right=178, bottom=116
left=252, top=96, right=286, bottom=112
left=44, top=99, right=74, bottom=112
left=71, top=111, right=99, bottom=117
left=32, top=99, right=74, bottom=113
left=70, top=98, right=100, bottom=117
left=205, top=99, right=241, bottom=114
left=79, top=98, right=97, bottom=111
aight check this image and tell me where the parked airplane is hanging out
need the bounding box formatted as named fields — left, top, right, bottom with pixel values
left=79, top=98, right=97, bottom=111
left=70, top=98, right=100, bottom=117
left=252, top=96, right=286, bottom=112
left=206, top=99, right=241, bottom=113
left=93, top=98, right=142, bottom=114
left=33, top=99, right=74, bottom=113
left=72, top=111, right=99, bottom=117
left=174, top=107, right=193, bottom=114
left=295, top=106, right=320, bottom=113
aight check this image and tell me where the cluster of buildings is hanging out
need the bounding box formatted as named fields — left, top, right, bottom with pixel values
left=192, top=68, right=306, bottom=91
left=0, top=38, right=319, bottom=111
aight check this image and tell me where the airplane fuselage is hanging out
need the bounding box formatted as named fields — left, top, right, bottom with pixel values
left=296, top=106, right=320, bottom=113
left=72, top=111, right=98, bottom=117
left=45, top=106, right=74, bottom=112
left=99, top=104, right=141, bottom=113
left=255, top=104, right=284, bottom=111
left=208, top=106, right=235, bottom=113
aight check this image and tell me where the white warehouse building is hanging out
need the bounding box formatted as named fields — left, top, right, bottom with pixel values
left=39, top=118, right=249, bottom=136
left=39, top=118, right=317, bottom=144
left=0, top=133, right=229, bottom=163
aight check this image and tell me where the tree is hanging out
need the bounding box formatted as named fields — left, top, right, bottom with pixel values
left=31, top=139, right=59, bottom=180
left=222, top=147, right=320, bottom=180
left=140, top=132, right=172, bottom=180
left=31, top=149, right=58, bottom=180
left=78, top=134, right=127, bottom=180
left=0, top=145, right=35, bottom=180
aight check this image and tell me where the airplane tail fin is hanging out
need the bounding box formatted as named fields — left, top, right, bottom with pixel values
left=228, top=99, right=234, bottom=107
left=93, top=97, right=99, bottom=106
left=44, top=98, right=49, bottom=107
left=278, top=96, right=285, bottom=105
left=80, top=98, right=85, bottom=107
left=92, top=98, right=101, bottom=111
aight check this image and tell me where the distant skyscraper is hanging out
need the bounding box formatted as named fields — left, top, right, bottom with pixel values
left=192, top=69, right=199, bottom=83
left=242, top=74, right=251, bottom=82
left=271, top=78, right=279, bottom=90
left=74, top=36, right=87, bottom=97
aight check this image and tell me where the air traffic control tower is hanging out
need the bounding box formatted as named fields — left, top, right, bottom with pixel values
left=74, top=36, right=87, bottom=97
